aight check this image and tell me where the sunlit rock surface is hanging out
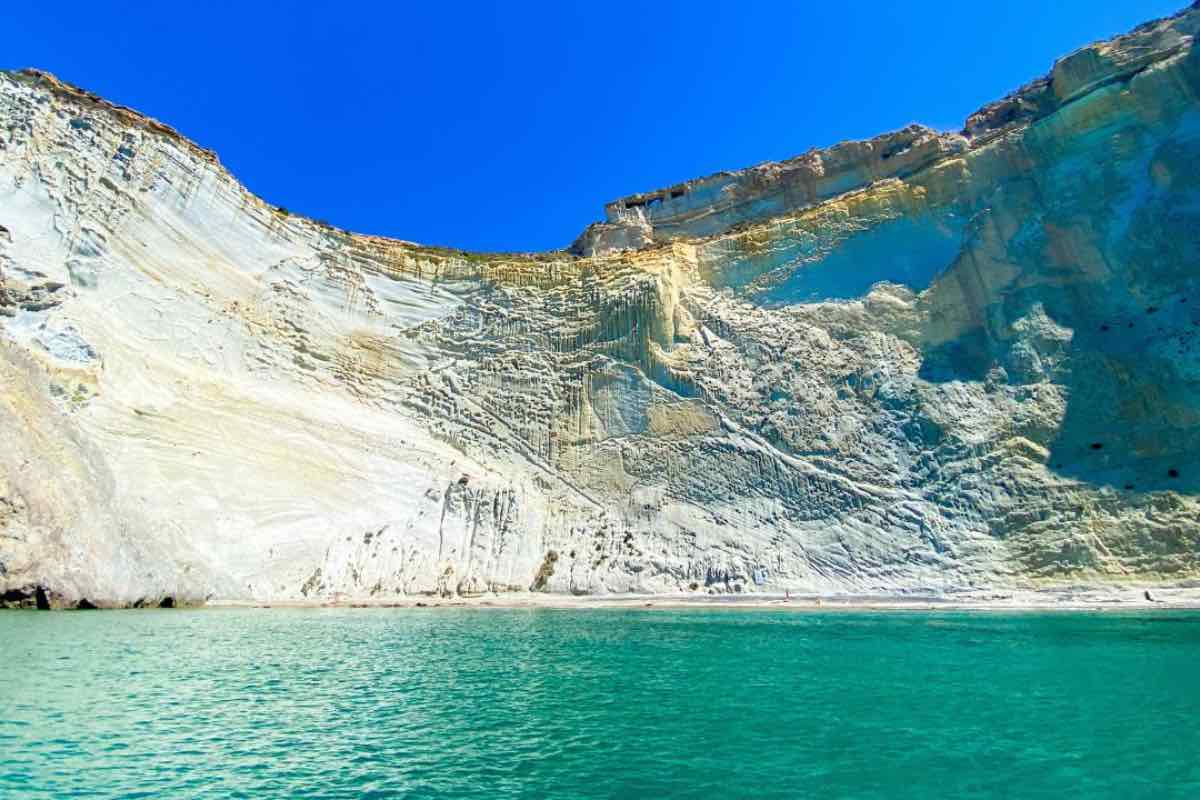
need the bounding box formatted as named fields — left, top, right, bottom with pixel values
left=2, top=5, right=1200, bottom=607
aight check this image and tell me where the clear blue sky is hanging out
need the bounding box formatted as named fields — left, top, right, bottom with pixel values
left=5, top=1, right=1186, bottom=252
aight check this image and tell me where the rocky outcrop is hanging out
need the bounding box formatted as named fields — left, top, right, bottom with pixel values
left=2, top=5, right=1200, bottom=607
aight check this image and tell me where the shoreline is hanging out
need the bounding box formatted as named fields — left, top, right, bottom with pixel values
left=9, top=586, right=1200, bottom=613
left=208, top=586, right=1200, bottom=612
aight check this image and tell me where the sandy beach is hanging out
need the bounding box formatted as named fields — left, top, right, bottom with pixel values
left=214, top=584, right=1200, bottom=612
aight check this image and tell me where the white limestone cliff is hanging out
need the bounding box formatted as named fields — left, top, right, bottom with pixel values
left=2, top=4, right=1200, bottom=607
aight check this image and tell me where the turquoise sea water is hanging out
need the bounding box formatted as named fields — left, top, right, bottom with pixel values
left=2, top=608, right=1198, bottom=799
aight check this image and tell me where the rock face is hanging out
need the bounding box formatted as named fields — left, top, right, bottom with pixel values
left=2, top=6, right=1200, bottom=607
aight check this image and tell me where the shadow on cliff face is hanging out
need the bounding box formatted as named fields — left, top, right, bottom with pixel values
left=915, top=110, right=1200, bottom=494
left=759, top=212, right=967, bottom=304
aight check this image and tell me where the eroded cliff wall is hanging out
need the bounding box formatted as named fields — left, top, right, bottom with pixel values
left=2, top=5, right=1199, bottom=606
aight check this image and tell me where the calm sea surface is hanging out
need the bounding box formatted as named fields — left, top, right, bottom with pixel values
left=2, top=607, right=1198, bottom=799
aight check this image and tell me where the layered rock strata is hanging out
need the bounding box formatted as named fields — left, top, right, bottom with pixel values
left=2, top=4, right=1200, bottom=606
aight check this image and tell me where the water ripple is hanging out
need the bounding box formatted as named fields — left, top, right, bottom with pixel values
left=1, top=608, right=1199, bottom=798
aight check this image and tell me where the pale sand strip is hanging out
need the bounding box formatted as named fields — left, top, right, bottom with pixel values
left=212, top=586, right=1200, bottom=612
